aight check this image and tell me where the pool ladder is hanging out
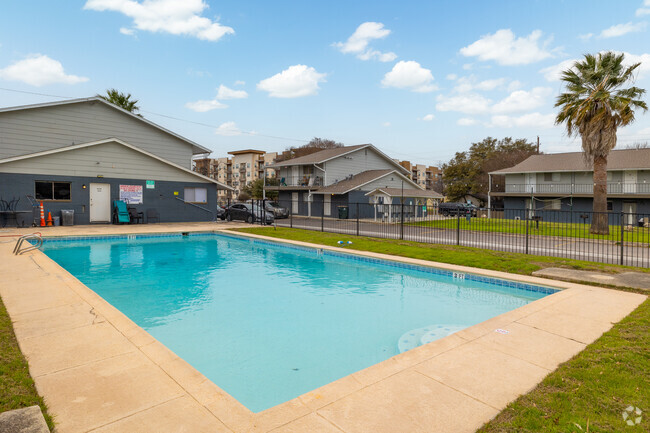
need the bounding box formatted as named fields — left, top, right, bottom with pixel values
left=13, top=233, right=43, bottom=255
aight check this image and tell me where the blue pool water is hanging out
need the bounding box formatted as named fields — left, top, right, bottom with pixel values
left=41, top=233, right=554, bottom=412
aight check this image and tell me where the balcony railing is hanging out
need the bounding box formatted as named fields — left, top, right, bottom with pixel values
left=502, top=183, right=650, bottom=194
left=272, top=175, right=323, bottom=188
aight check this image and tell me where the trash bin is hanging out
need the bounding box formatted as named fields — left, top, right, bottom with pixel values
left=338, top=206, right=348, bottom=219
left=61, top=210, right=74, bottom=226
left=53, top=216, right=61, bottom=226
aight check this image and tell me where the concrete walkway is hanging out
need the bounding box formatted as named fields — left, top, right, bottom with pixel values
left=533, top=267, right=650, bottom=291
left=0, top=223, right=646, bottom=433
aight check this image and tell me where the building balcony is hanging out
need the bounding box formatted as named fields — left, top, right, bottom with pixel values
left=493, top=183, right=650, bottom=196
left=264, top=175, right=323, bottom=190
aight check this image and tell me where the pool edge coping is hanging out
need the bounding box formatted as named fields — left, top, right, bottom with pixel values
left=5, top=227, right=647, bottom=433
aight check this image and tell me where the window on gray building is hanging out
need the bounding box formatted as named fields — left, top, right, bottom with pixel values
left=35, top=181, right=71, bottom=201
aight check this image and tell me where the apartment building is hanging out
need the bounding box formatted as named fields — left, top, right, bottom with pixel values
left=399, top=161, right=441, bottom=191
left=194, top=149, right=278, bottom=201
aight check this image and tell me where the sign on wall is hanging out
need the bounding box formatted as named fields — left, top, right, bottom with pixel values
left=146, top=180, right=155, bottom=189
left=119, top=184, right=143, bottom=204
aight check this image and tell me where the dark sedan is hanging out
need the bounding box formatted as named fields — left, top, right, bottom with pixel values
left=226, top=203, right=274, bottom=224
left=264, top=201, right=289, bottom=219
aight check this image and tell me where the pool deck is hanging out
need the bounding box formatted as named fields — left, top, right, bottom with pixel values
left=0, top=222, right=646, bottom=433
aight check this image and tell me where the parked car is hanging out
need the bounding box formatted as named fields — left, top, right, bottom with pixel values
left=226, top=203, right=274, bottom=224
left=216, top=205, right=226, bottom=220
left=264, top=201, right=289, bottom=219
left=438, top=202, right=478, bottom=217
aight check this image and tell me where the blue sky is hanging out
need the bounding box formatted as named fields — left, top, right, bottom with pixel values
left=1, top=0, right=650, bottom=166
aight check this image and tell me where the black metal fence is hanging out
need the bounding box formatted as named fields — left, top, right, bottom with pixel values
left=228, top=198, right=650, bottom=268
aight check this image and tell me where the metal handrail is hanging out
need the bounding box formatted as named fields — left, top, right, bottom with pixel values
left=174, top=197, right=215, bottom=222
left=13, top=233, right=43, bottom=255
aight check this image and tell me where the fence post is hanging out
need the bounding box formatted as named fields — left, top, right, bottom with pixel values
left=321, top=201, right=324, bottom=232
left=356, top=202, right=360, bottom=236
left=400, top=202, right=404, bottom=240
left=620, top=211, right=625, bottom=266
left=525, top=209, right=529, bottom=255
left=456, top=212, right=460, bottom=246
left=290, top=199, right=293, bottom=228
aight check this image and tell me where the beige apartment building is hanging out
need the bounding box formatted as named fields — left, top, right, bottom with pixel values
left=399, top=161, right=441, bottom=191
left=194, top=149, right=278, bottom=202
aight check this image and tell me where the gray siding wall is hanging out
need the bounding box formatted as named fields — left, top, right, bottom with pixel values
left=323, top=148, right=402, bottom=185
left=361, top=174, right=414, bottom=191
left=0, top=173, right=217, bottom=225
left=0, top=141, right=207, bottom=183
left=0, top=101, right=195, bottom=168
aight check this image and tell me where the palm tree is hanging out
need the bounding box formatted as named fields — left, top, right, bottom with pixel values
left=98, top=89, right=140, bottom=114
left=555, top=52, right=647, bottom=234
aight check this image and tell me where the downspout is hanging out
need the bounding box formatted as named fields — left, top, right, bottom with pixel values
left=488, top=173, right=492, bottom=218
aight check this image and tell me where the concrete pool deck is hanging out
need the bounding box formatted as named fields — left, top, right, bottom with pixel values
left=0, top=223, right=646, bottom=433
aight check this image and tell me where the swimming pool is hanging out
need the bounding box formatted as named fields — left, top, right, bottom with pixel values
left=41, top=232, right=556, bottom=412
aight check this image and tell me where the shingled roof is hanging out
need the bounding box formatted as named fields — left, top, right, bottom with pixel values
left=270, top=144, right=369, bottom=167
left=491, top=148, right=650, bottom=174
left=313, top=169, right=422, bottom=195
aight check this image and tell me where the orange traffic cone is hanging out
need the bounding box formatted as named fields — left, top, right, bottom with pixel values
left=47, top=212, right=53, bottom=226
left=39, top=202, right=45, bottom=227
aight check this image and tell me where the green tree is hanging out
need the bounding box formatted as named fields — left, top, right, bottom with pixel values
left=555, top=52, right=647, bottom=234
left=442, top=137, right=537, bottom=203
left=242, top=178, right=278, bottom=200
left=98, top=89, right=141, bottom=114
left=276, top=137, right=344, bottom=162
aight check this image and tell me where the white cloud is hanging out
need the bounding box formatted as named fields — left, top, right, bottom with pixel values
left=119, top=27, right=135, bottom=36
left=0, top=54, right=88, bottom=86
left=600, top=22, right=647, bottom=38
left=453, top=76, right=506, bottom=93
left=83, top=0, right=234, bottom=41
left=637, top=0, right=650, bottom=16
left=489, top=112, right=555, bottom=129
left=234, top=80, right=245, bottom=86
left=457, top=118, right=476, bottom=126
left=420, top=114, right=435, bottom=121
left=214, top=121, right=241, bottom=136
left=216, top=84, right=247, bottom=100
left=539, top=59, right=577, bottom=82
left=460, top=29, right=553, bottom=66
left=579, top=33, right=593, bottom=41
left=381, top=60, right=437, bottom=93
left=492, top=87, right=552, bottom=114
left=185, top=98, right=227, bottom=112
left=615, top=51, right=650, bottom=77
left=462, top=63, right=473, bottom=70
left=436, top=93, right=491, bottom=114
left=334, top=22, right=397, bottom=62
left=446, top=73, right=458, bottom=80
left=507, top=80, right=522, bottom=92
left=257, top=64, right=326, bottom=98
left=382, top=121, right=391, bottom=127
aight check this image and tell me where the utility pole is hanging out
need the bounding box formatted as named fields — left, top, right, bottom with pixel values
left=537, top=136, right=540, bottom=154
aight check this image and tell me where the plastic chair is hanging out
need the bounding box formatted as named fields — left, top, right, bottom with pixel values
left=146, top=208, right=160, bottom=223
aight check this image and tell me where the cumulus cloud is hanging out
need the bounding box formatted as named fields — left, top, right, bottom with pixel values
left=579, top=33, right=593, bottom=41
left=381, top=60, right=437, bottom=93
left=185, top=98, right=227, bottom=112
left=446, top=73, right=458, bottom=80
left=436, top=93, right=491, bottom=115
left=0, top=54, right=88, bottom=86
left=600, top=22, right=647, bottom=38
left=457, top=118, right=476, bottom=126
left=257, top=64, right=326, bottom=98
left=460, top=29, right=554, bottom=65
left=539, top=59, right=577, bottom=82
left=214, top=121, right=241, bottom=136
left=420, top=114, right=435, bottom=121
left=492, top=87, right=552, bottom=114
left=382, top=121, right=391, bottom=127
left=84, top=0, right=234, bottom=41
left=638, top=0, right=650, bottom=16
left=234, top=80, right=245, bottom=86
left=615, top=51, right=650, bottom=77
left=119, top=27, right=135, bottom=36
left=334, top=22, right=397, bottom=62
left=489, top=112, right=555, bottom=129
left=453, top=76, right=506, bottom=93
left=216, top=84, right=247, bottom=100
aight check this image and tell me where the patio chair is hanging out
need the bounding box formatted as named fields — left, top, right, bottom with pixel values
left=127, top=206, right=144, bottom=224
left=113, top=200, right=130, bottom=224
left=146, top=208, right=160, bottom=223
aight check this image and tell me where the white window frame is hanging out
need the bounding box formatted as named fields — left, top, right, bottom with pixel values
left=184, top=187, right=208, bottom=204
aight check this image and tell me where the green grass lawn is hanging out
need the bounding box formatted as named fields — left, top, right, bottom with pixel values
left=233, top=227, right=650, bottom=281
left=411, top=217, right=650, bottom=244
left=478, top=298, right=649, bottom=433
left=0, top=298, right=54, bottom=430
left=234, top=226, right=649, bottom=432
